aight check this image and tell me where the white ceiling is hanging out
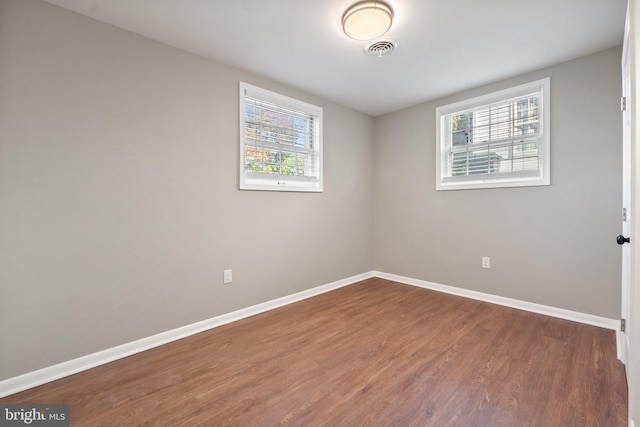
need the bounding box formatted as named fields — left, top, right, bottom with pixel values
left=43, top=0, right=627, bottom=116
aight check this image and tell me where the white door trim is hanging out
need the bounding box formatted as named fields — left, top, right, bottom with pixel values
left=621, top=3, right=632, bottom=368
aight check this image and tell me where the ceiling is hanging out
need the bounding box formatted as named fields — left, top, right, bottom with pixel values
left=42, top=0, right=627, bottom=117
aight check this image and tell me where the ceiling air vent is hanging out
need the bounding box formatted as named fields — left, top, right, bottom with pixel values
left=365, top=39, right=397, bottom=57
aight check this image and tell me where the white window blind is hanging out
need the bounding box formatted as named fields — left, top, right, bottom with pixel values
left=436, top=78, right=550, bottom=190
left=239, top=82, right=323, bottom=192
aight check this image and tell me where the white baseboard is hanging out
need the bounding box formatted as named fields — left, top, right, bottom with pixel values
left=1, top=270, right=619, bottom=398
left=0, top=271, right=375, bottom=398
left=373, top=271, right=619, bottom=331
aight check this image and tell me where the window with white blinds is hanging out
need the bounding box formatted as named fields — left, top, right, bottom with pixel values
left=239, top=82, right=323, bottom=192
left=436, top=78, right=550, bottom=190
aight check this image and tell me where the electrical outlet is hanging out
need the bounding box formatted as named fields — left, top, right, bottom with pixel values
left=223, top=269, right=232, bottom=284
left=482, top=257, right=491, bottom=269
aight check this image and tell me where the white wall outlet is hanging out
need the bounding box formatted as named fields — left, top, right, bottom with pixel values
left=482, top=257, right=491, bottom=269
left=223, top=269, right=232, bottom=284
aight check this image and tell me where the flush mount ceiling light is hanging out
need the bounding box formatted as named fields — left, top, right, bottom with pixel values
left=342, top=1, right=394, bottom=41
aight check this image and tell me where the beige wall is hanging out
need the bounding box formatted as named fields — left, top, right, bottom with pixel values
left=0, top=0, right=374, bottom=380
left=373, top=47, right=623, bottom=319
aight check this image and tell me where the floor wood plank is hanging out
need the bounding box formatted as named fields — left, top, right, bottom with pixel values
left=1, top=278, right=628, bottom=426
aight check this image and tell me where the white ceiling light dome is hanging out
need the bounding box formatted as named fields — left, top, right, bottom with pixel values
left=342, top=1, right=394, bottom=41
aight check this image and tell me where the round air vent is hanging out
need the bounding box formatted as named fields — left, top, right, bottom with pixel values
left=365, top=39, right=397, bottom=57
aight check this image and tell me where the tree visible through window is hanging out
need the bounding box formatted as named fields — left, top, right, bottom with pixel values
left=240, top=83, right=323, bottom=192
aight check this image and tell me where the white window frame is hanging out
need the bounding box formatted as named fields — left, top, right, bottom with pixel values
left=435, top=78, right=551, bottom=191
left=239, top=82, right=323, bottom=192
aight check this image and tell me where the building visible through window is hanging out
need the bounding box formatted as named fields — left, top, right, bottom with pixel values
left=240, top=82, right=323, bottom=192
left=436, top=78, right=550, bottom=190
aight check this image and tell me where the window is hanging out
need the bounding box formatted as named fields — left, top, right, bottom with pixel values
left=436, top=78, right=550, bottom=190
left=239, top=82, right=323, bottom=192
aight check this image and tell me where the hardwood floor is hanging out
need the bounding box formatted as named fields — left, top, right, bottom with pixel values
left=1, top=278, right=628, bottom=426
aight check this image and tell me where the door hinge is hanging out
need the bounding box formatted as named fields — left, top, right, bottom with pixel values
left=621, top=96, right=627, bottom=112
left=623, top=208, right=628, bottom=222
left=621, top=318, right=626, bottom=333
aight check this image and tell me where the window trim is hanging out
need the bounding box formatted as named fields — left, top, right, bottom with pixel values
left=435, top=78, right=551, bottom=191
left=239, top=82, right=323, bottom=192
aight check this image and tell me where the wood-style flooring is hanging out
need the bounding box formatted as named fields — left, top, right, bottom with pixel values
left=1, top=278, right=628, bottom=426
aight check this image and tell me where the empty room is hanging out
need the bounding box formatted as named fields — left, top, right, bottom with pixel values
left=1, top=0, right=639, bottom=425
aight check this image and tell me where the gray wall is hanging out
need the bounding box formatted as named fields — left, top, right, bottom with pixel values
left=374, top=47, right=623, bottom=319
left=0, top=0, right=374, bottom=380
left=0, top=0, right=624, bottom=383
